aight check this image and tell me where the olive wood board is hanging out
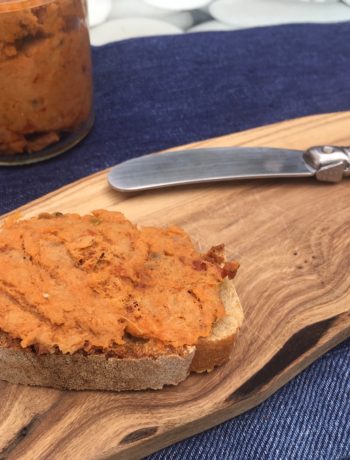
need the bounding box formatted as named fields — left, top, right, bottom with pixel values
left=1, top=111, right=350, bottom=460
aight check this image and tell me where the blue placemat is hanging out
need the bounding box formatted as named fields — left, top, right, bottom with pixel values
left=1, top=23, right=350, bottom=459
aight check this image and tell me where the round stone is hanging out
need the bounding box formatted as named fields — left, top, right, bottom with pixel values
left=90, top=18, right=182, bottom=46
left=109, top=0, right=170, bottom=19
left=87, top=0, right=112, bottom=27
left=297, top=0, right=339, bottom=2
left=210, top=0, right=350, bottom=27
left=144, top=0, right=212, bottom=11
left=163, top=12, right=194, bottom=29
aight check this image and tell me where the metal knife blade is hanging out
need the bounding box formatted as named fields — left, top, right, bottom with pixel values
left=108, top=145, right=350, bottom=192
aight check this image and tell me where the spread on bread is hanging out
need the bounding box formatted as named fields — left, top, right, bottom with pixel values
left=0, top=210, right=239, bottom=356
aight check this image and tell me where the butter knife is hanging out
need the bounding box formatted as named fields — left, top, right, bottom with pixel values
left=108, top=145, right=350, bottom=192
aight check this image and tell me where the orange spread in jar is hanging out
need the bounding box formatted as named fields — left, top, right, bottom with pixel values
left=0, top=0, right=92, bottom=156
left=0, top=210, right=238, bottom=354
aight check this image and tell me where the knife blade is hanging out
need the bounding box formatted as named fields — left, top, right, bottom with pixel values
left=108, top=145, right=350, bottom=192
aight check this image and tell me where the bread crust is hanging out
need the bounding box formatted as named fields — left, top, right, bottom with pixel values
left=0, top=281, right=243, bottom=391
left=191, top=280, right=244, bottom=373
left=190, top=334, right=237, bottom=374
left=0, top=342, right=196, bottom=391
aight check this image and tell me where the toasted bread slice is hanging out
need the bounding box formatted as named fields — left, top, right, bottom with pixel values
left=0, top=211, right=244, bottom=391
left=0, top=281, right=242, bottom=391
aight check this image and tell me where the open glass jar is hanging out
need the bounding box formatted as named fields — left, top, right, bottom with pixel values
left=0, top=0, right=94, bottom=165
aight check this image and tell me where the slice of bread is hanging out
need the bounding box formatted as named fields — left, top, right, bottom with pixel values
left=0, top=280, right=243, bottom=391
left=0, top=210, right=244, bottom=391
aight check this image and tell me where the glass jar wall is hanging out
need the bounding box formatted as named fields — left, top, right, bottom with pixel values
left=0, top=0, right=94, bottom=165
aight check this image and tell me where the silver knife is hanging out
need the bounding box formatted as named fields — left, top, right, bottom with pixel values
left=108, top=145, right=350, bottom=192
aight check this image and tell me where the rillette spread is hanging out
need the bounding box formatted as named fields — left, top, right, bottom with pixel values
left=0, top=211, right=239, bottom=355
left=0, top=0, right=93, bottom=157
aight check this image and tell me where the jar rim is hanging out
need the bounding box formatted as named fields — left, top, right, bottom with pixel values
left=0, top=0, right=54, bottom=13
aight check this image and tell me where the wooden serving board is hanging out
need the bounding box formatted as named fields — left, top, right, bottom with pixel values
left=1, top=111, right=350, bottom=460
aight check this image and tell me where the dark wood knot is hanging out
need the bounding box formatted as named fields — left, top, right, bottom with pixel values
left=119, top=426, right=158, bottom=445
left=226, top=315, right=339, bottom=403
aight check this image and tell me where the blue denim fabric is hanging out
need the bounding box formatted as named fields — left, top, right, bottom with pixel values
left=0, top=23, right=349, bottom=459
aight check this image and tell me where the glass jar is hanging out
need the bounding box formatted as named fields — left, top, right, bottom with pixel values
left=0, top=0, right=94, bottom=165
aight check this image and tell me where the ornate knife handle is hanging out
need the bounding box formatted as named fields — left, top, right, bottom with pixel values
left=304, top=146, right=350, bottom=183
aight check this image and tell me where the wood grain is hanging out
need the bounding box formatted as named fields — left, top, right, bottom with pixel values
left=1, top=111, right=350, bottom=460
